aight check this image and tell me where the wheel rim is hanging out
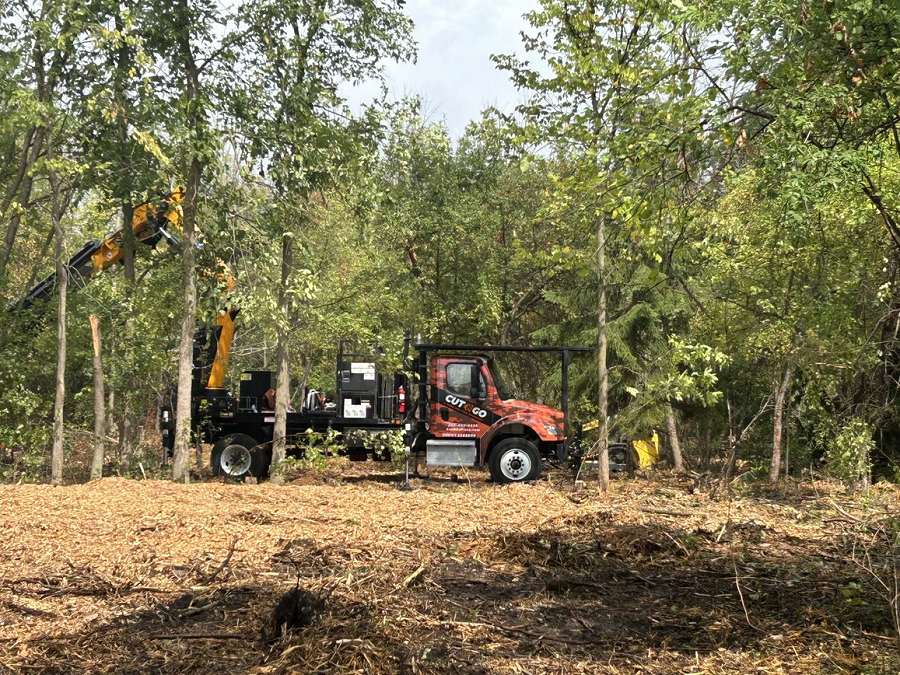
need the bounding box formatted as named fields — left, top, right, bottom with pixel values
left=499, top=447, right=532, bottom=481
left=220, top=444, right=252, bottom=476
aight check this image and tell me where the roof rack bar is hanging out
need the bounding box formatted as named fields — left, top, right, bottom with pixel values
left=413, top=344, right=593, bottom=353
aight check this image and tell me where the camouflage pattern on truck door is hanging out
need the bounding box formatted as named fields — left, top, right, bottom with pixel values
left=429, top=358, right=497, bottom=439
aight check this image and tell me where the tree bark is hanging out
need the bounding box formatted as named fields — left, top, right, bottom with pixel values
left=597, top=213, right=610, bottom=492
left=859, top=439, right=870, bottom=490
left=89, top=314, right=106, bottom=479
left=111, top=2, right=142, bottom=473
left=700, top=420, right=712, bottom=471
left=665, top=402, right=683, bottom=471
left=106, top=387, right=116, bottom=438
left=271, top=233, right=293, bottom=479
left=116, top=413, right=137, bottom=474
left=172, top=0, right=202, bottom=483
left=171, top=157, right=200, bottom=482
left=117, top=203, right=138, bottom=476
left=723, top=394, right=737, bottom=485
left=49, top=164, right=67, bottom=486
left=0, top=126, right=46, bottom=281
left=768, top=361, right=794, bottom=483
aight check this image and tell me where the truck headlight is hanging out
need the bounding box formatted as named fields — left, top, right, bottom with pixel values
left=544, top=424, right=562, bottom=436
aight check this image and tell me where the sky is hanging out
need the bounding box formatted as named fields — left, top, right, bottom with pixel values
left=346, top=0, right=541, bottom=139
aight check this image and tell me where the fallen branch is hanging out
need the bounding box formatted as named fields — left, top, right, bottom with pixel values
left=0, top=598, right=55, bottom=618
left=203, top=537, right=238, bottom=584
left=442, top=619, right=600, bottom=646
left=151, top=633, right=245, bottom=640
left=177, top=599, right=221, bottom=618
left=716, top=502, right=733, bottom=544
left=402, top=564, right=425, bottom=587
left=732, top=554, right=759, bottom=630
left=662, top=531, right=691, bottom=556
left=637, top=507, right=692, bottom=517
left=828, top=499, right=862, bottom=523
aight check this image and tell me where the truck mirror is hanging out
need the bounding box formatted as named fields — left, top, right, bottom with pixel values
left=470, top=365, right=482, bottom=398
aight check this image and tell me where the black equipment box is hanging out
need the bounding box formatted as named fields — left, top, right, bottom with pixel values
left=239, top=370, right=273, bottom=411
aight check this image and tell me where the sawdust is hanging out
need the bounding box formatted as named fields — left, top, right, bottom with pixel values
left=0, top=464, right=898, bottom=673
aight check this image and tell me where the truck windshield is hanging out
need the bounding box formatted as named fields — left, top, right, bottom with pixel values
left=487, top=359, right=513, bottom=400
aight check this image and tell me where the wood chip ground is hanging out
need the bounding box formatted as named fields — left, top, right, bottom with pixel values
left=0, top=464, right=898, bottom=673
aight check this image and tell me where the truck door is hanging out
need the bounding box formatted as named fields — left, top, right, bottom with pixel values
left=430, top=359, right=495, bottom=438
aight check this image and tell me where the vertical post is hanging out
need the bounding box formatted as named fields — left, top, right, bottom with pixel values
left=561, top=349, right=570, bottom=457
left=400, top=447, right=413, bottom=491
left=336, top=339, right=346, bottom=395
left=417, top=349, right=428, bottom=421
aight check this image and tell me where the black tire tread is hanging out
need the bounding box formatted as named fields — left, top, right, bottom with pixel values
left=210, top=433, right=270, bottom=479
left=488, top=436, right=541, bottom=484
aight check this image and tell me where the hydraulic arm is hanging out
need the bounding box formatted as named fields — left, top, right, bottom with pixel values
left=19, top=188, right=185, bottom=310
left=17, top=186, right=240, bottom=422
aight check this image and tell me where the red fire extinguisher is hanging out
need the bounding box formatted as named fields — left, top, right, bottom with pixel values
left=398, top=385, right=407, bottom=414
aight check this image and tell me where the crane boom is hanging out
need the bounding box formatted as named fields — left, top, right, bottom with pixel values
left=18, top=188, right=185, bottom=310
left=14, top=188, right=238, bottom=394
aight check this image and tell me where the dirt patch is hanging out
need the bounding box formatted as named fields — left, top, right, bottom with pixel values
left=0, top=468, right=897, bottom=672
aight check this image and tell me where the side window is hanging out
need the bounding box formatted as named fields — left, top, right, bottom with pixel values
left=446, top=363, right=485, bottom=398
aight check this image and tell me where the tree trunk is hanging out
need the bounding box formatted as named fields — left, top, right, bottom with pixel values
left=723, top=394, right=737, bottom=485
left=700, top=420, right=712, bottom=471
left=860, top=440, right=870, bottom=490
left=597, top=213, right=610, bottom=492
left=171, top=157, right=200, bottom=482
left=0, top=126, right=46, bottom=281
left=106, top=387, right=116, bottom=438
left=784, top=408, right=790, bottom=478
left=116, top=414, right=138, bottom=475
left=665, top=402, right=683, bottom=471
left=768, top=361, right=794, bottom=484
left=89, top=314, right=106, bottom=479
left=111, top=2, right=142, bottom=472
left=117, top=203, right=139, bottom=475
left=117, top=399, right=137, bottom=474
left=171, top=1, right=202, bottom=483
left=49, top=165, right=67, bottom=486
left=271, top=233, right=293, bottom=479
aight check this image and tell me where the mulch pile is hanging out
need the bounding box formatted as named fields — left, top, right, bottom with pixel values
left=0, top=465, right=898, bottom=673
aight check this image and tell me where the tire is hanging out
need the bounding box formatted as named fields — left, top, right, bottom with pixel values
left=210, top=434, right=271, bottom=480
left=610, top=443, right=629, bottom=466
left=488, top=437, right=541, bottom=484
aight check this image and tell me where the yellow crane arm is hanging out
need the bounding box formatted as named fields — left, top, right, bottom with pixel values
left=90, top=187, right=186, bottom=272
left=206, top=270, right=237, bottom=391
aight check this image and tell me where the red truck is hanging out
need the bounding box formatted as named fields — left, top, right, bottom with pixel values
left=407, top=343, right=589, bottom=483
left=164, top=331, right=588, bottom=484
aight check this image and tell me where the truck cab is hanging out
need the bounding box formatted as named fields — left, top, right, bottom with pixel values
left=413, top=350, right=572, bottom=484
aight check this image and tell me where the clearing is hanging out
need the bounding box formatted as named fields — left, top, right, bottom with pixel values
left=0, top=466, right=898, bottom=673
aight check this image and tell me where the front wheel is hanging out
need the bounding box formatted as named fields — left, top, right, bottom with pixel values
left=488, top=437, right=541, bottom=484
left=210, top=434, right=271, bottom=480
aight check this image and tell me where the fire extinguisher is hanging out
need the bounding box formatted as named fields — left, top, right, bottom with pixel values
left=398, top=384, right=407, bottom=414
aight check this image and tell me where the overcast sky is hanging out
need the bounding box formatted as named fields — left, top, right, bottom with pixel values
left=346, top=0, right=540, bottom=139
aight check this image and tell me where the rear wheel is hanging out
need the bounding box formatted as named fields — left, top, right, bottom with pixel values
left=610, top=443, right=629, bottom=467
left=210, top=434, right=271, bottom=480
left=609, top=443, right=635, bottom=472
left=489, top=437, right=541, bottom=484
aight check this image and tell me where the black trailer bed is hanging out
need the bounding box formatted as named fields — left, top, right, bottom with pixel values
left=202, top=408, right=403, bottom=444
